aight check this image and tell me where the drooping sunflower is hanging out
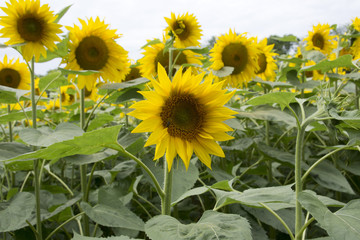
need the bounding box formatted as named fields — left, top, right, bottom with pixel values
left=0, top=0, right=62, bottom=62
left=254, top=38, right=278, bottom=81
left=303, top=23, right=336, bottom=55
left=128, top=63, right=237, bottom=171
left=139, top=38, right=202, bottom=80
left=164, top=12, right=202, bottom=48
left=210, top=29, right=259, bottom=88
left=63, top=17, right=130, bottom=91
left=0, top=55, right=30, bottom=89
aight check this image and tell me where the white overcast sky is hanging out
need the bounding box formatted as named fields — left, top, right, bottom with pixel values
left=1, top=0, right=360, bottom=74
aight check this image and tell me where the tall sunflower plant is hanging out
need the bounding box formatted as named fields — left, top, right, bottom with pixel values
left=0, top=2, right=360, bottom=240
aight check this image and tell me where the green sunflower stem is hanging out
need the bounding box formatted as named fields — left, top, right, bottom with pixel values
left=161, top=160, right=173, bottom=215
left=79, top=88, right=90, bottom=236
left=356, top=83, right=359, bottom=110
left=30, top=57, right=42, bottom=240
left=7, top=105, right=13, bottom=142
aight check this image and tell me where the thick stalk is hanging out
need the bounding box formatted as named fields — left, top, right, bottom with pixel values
left=356, top=84, right=359, bottom=110
left=295, top=125, right=306, bottom=240
left=265, top=120, right=272, bottom=182
left=7, top=105, right=13, bottom=142
left=161, top=160, right=173, bottom=215
left=79, top=88, right=89, bottom=236
left=30, top=58, right=42, bottom=240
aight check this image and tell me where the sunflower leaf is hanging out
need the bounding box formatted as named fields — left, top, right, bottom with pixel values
left=247, top=92, right=298, bottom=110
left=54, top=5, right=72, bottom=23
left=300, top=54, right=359, bottom=72
left=39, top=70, right=69, bottom=91
left=212, top=66, right=234, bottom=78
left=58, top=68, right=99, bottom=76
left=141, top=39, right=161, bottom=49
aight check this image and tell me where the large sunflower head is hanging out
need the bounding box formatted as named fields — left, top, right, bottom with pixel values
left=164, top=12, right=202, bottom=48
left=303, top=23, right=336, bottom=55
left=0, top=55, right=30, bottom=89
left=210, top=29, right=259, bottom=88
left=139, top=38, right=202, bottom=80
left=128, top=63, right=237, bottom=171
left=0, top=0, right=62, bottom=62
left=63, top=17, right=130, bottom=91
left=351, top=37, right=360, bottom=60
left=254, top=38, right=278, bottom=81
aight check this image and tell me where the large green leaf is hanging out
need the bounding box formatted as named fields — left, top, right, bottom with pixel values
left=247, top=92, right=298, bottom=110
left=99, top=78, right=149, bottom=90
left=0, top=85, right=30, bottom=103
left=2, top=125, right=122, bottom=162
left=0, top=142, right=31, bottom=161
left=0, top=109, right=44, bottom=124
left=19, top=123, right=84, bottom=147
left=214, top=185, right=295, bottom=211
left=298, top=192, right=360, bottom=240
left=87, top=114, right=114, bottom=131
left=300, top=54, right=359, bottom=72
left=64, top=149, right=119, bottom=165
left=81, top=202, right=145, bottom=231
left=0, top=192, right=35, bottom=232
left=72, top=232, right=141, bottom=240
left=38, top=70, right=69, bottom=91
left=145, top=210, right=252, bottom=240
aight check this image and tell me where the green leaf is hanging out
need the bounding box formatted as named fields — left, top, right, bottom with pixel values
left=310, top=160, right=354, bottom=194
left=211, top=66, right=234, bottom=78
left=145, top=210, right=252, bottom=240
left=178, top=46, right=209, bottom=54
left=300, top=54, right=359, bottom=73
left=81, top=202, right=145, bottom=231
left=0, top=192, right=35, bottom=232
left=251, top=77, right=293, bottom=89
left=104, top=88, right=143, bottom=104
left=142, top=158, right=199, bottom=202
left=247, top=92, right=298, bottom=110
left=19, top=123, right=84, bottom=147
left=0, top=142, right=31, bottom=161
left=237, top=105, right=296, bottom=126
left=0, top=109, right=44, bottom=124
left=72, top=232, right=142, bottom=240
left=171, top=186, right=209, bottom=205
left=37, top=36, right=69, bottom=63
left=0, top=85, right=30, bottom=103
left=2, top=125, right=122, bottom=162
left=270, top=35, right=298, bottom=42
left=87, top=114, right=114, bottom=131
left=141, top=39, right=161, bottom=49
left=299, top=192, right=360, bottom=240
left=59, top=68, right=99, bottom=76
left=99, top=78, right=149, bottom=90
left=39, top=70, right=69, bottom=91
left=54, top=5, right=72, bottom=23
left=214, top=185, right=295, bottom=210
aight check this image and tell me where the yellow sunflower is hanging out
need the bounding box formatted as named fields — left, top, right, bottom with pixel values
left=351, top=38, right=360, bottom=60
left=303, top=23, right=336, bottom=55
left=124, top=64, right=142, bottom=81
left=84, top=86, right=99, bottom=102
left=352, top=17, right=360, bottom=32
left=254, top=38, right=278, bottom=81
left=0, top=55, right=30, bottom=89
left=0, top=0, right=62, bottom=62
left=210, top=29, right=259, bottom=88
left=139, top=38, right=202, bottom=80
left=303, top=60, right=324, bottom=81
left=128, top=63, right=237, bottom=171
left=164, top=12, right=202, bottom=48
left=63, top=17, right=130, bottom=91
left=60, top=85, right=78, bottom=106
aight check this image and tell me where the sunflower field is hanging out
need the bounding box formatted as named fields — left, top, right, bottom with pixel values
left=1, top=1, right=360, bottom=240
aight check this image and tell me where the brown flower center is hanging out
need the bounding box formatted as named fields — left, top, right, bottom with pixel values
left=312, top=33, right=325, bottom=49
left=17, top=15, right=44, bottom=42
left=75, top=36, right=109, bottom=70
left=222, top=43, right=248, bottom=75
left=160, top=93, right=205, bottom=141
left=255, top=53, right=267, bottom=74
left=0, top=68, right=21, bottom=88
left=124, top=67, right=141, bottom=81
left=174, top=20, right=189, bottom=40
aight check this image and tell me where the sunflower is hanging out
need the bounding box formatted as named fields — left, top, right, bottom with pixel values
left=303, top=23, right=336, bottom=55
left=0, top=55, right=30, bottom=89
left=164, top=12, right=202, bottom=48
left=84, top=86, right=99, bottom=102
left=60, top=85, right=78, bottom=106
left=303, top=60, right=324, bottom=80
left=124, top=64, right=142, bottom=81
left=128, top=63, right=236, bottom=171
left=210, top=29, right=259, bottom=88
left=0, top=0, right=62, bottom=62
left=254, top=38, right=278, bottom=81
left=351, top=38, right=360, bottom=60
left=139, top=38, right=202, bottom=80
left=352, top=17, right=360, bottom=32
left=63, top=17, right=130, bottom=91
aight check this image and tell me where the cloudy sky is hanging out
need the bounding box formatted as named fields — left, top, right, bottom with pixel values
left=1, top=0, right=360, bottom=74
